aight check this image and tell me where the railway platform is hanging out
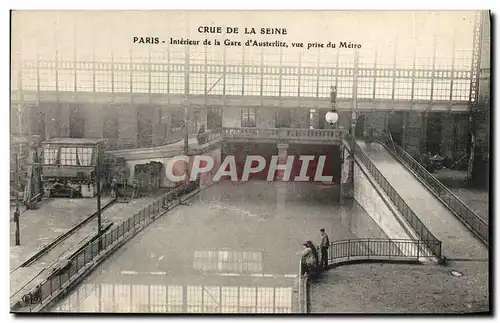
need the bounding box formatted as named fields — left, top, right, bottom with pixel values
left=9, top=195, right=162, bottom=307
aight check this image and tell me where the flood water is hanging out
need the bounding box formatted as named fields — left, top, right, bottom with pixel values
left=48, top=181, right=390, bottom=313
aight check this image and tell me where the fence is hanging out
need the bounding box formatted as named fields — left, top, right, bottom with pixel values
left=103, top=129, right=185, bottom=151
left=222, top=127, right=342, bottom=141
left=325, top=238, right=437, bottom=263
left=343, top=132, right=442, bottom=259
left=373, top=130, right=488, bottom=246
left=18, top=181, right=199, bottom=311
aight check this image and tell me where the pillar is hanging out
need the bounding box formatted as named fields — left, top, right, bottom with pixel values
left=276, top=143, right=289, bottom=181
left=340, top=145, right=354, bottom=201
left=468, top=11, right=490, bottom=188
left=275, top=143, right=289, bottom=216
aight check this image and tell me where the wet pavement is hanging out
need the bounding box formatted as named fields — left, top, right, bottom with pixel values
left=48, top=181, right=392, bottom=313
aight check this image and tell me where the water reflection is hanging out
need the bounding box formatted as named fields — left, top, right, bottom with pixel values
left=51, top=283, right=293, bottom=313
left=193, top=250, right=263, bottom=273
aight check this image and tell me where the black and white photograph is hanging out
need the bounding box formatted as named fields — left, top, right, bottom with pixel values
left=9, top=9, right=491, bottom=314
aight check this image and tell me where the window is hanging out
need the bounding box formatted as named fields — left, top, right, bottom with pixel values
left=114, top=71, right=130, bottom=93
left=394, top=79, right=412, bottom=100
left=452, top=80, right=470, bottom=101
left=318, top=76, right=335, bottom=98
left=57, top=70, right=75, bottom=92
left=414, top=79, right=432, bottom=100
left=132, top=72, right=149, bottom=93
left=239, top=287, right=257, bottom=313
left=241, top=108, right=257, bottom=127
left=149, top=285, right=167, bottom=313
left=274, top=287, right=292, bottom=313
left=76, top=71, right=93, bottom=92
left=43, top=146, right=58, bottom=164
left=169, top=73, right=185, bottom=94
left=190, top=73, right=205, bottom=95
left=433, top=79, right=451, bottom=101
left=256, top=287, right=275, bottom=313
left=60, top=147, right=78, bottom=166
left=167, top=285, right=183, bottom=313
left=207, top=107, right=222, bottom=130
left=77, top=147, right=93, bottom=166
left=226, top=74, right=243, bottom=95
left=206, top=74, right=223, bottom=95
left=39, top=69, right=57, bottom=91
left=95, top=71, right=112, bottom=92
left=243, top=75, right=261, bottom=96
left=357, top=77, right=375, bottom=99
left=193, top=250, right=262, bottom=273
left=375, top=77, right=393, bottom=99
left=151, top=72, right=168, bottom=94
left=275, top=109, right=291, bottom=128
left=337, top=75, right=353, bottom=98
left=221, top=287, right=238, bottom=313
left=300, top=76, right=316, bottom=97
left=21, top=69, right=37, bottom=90
left=262, top=75, right=279, bottom=96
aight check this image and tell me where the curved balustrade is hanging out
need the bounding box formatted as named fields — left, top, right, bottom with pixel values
left=373, top=130, right=488, bottom=246
left=197, top=130, right=222, bottom=144
left=222, top=127, right=342, bottom=141
left=103, top=129, right=185, bottom=151
left=324, top=238, right=437, bottom=264
left=343, top=132, right=442, bottom=258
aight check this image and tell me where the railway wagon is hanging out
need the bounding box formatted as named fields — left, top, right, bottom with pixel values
left=41, top=138, right=105, bottom=198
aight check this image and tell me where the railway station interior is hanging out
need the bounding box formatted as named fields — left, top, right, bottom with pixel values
left=10, top=11, right=490, bottom=313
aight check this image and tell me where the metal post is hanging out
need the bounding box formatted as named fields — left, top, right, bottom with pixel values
left=350, top=49, right=359, bottom=181
left=14, top=151, right=21, bottom=245
left=96, top=143, right=102, bottom=251
left=184, top=106, right=189, bottom=155
left=298, top=259, right=302, bottom=313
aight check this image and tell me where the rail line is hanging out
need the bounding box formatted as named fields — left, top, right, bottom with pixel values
left=10, top=198, right=116, bottom=273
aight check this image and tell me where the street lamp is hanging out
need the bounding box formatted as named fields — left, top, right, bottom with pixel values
left=325, top=86, right=339, bottom=125
left=325, top=85, right=344, bottom=203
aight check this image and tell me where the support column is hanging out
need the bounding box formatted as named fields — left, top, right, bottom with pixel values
left=276, top=143, right=289, bottom=181
left=276, top=143, right=289, bottom=217
left=340, top=145, right=354, bottom=201
left=468, top=11, right=490, bottom=188
left=59, top=103, right=71, bottom=138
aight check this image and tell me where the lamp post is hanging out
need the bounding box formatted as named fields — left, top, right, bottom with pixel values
left=96, top=143, right=102, bottom=252
left=325, top=86, right=343, bottom=203
left=14, top=151, right=21, bottom=246
left=325, top=85, right=339, bottom=126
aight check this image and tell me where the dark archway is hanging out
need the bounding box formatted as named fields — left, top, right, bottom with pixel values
left=388, top=112, right=404, bottom=147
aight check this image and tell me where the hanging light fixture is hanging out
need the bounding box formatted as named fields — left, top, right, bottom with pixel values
left=325, top=85, right=339, bottom=125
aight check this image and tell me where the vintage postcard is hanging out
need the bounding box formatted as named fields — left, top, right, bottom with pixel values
left=10, top=10, right=490, bottom=314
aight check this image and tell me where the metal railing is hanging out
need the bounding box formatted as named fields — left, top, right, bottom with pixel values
left=343, top=132, right=442, bottom=259
left=373, top=130, right=488, bottom=246
left=17, top=181, right=199, bottom=311
left=298, top=258, right=305, bottom=313
left=325, top=238, right=436, bottom=263
left=197, top=130, right=222, bottom=145
left=222, top=127, right=342, bottom=141
left=103, top=129, right=185, bottom=151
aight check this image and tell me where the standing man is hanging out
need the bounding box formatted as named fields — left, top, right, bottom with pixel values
left=320, top=229, right=330, bottom=269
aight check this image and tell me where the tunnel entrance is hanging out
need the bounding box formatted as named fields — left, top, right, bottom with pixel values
left=222, top=142, right=341, bottom=183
